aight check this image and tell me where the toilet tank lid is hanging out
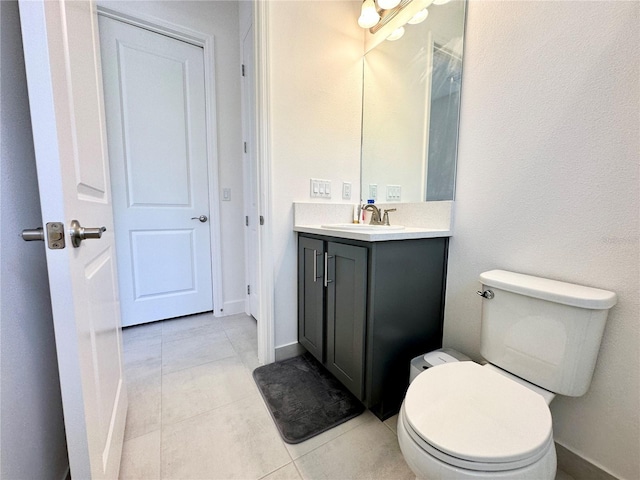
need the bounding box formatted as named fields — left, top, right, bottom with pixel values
left=480, top=270, right=617, bottom=310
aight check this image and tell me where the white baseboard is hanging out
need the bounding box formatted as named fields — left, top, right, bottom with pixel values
left=219, top=299, right=246, bottom=316
left=555, top=442, right=618, bottom=480
left=275, top=341, right=306, bottom=361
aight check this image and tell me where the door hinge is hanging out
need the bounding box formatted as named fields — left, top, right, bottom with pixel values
left=247, top=284, right=251, bottom=295
left=259, top=215, right=264, bottom=226
left=245, top=215, right=249, bottom=227
left=242, top=64, right=245, bottom=77
left=243, top=141, right=247, bottom=153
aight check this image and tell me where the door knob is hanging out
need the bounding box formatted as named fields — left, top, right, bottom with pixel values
left=191, top=215, right=208, bottom=223
left=69, top=219, right=106, bottom=248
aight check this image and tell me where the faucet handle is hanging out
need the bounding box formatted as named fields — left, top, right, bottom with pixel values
left=382, top=208, right=396, bottom=226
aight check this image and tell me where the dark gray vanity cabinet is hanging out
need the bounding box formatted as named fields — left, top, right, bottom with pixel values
left=298, top=237, right=325, bottom=361
left=325, top=241, right=368, bottom=400
left=297, top=233, right=448, bottom=420
left=298, top=237, right=368, bottom=398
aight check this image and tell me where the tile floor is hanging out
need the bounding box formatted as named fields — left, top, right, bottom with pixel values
left=119, top=311, right=574, bottom=480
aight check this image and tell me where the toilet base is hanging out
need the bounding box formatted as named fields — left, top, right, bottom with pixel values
left=397, top=404, right=557, bottom=480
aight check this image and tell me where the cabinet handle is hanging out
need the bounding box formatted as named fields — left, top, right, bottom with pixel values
left=324, top=253, right=334, bottom=287
left=313, top=250, right=321, bottom=282
left=313, top=249, right=317, bottom=282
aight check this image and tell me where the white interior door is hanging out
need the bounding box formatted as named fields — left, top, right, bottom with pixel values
left=98, top=16, right=214, bottom=327
left=19, top=1, right=127, bottom=478
left=242, top=23, right=261, bottom=321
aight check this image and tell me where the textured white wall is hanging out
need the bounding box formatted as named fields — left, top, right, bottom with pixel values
left=267, top=1, right=364, bottom=346
left=0, top=2, right=69, bottom=477
left=97, top=0, right=246, bottom=314
left=445, top=2, right=639, bottom=478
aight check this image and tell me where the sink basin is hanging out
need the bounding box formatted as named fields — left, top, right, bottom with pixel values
left=320, top=223, right=405, bottom=232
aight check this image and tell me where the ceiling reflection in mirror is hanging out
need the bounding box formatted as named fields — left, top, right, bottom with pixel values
left=361, top=0, right=466, bottom=202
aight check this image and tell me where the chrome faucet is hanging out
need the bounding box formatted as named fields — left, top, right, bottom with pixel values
left=362, top=205, right=397, bottom=226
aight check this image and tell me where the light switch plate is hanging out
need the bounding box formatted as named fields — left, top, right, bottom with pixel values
left=222, top=188, right=231, bottom=201
left=386, top=185, right=401, bottom=201
left=342, top=182, right=352, bottom=200
left=310, top=178, right=331, bottom=199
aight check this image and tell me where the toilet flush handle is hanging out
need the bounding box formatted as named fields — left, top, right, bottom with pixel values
left=476, top=289, right=494, bottom=299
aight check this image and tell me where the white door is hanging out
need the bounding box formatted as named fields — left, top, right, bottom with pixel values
left=19, top=1, right=127, bottom=478
left=98, top=17, right=214, bottom=327
left=242, top=23, right=261, bottom=320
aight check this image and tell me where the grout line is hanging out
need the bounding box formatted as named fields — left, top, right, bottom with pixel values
left=160, top=350, right=237, bottom=377
left=292, top=460, right=305, bottom=480
left=382, top=416, right=398, bottom=434
left=256, top=460, right=296, bottom=480
left=284, top=412, right=377, bottom=462
left=160, top=388, right=258, bottom=429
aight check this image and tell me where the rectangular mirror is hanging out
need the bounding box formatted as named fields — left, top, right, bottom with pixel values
left=361, top=0, right=467, bottom=202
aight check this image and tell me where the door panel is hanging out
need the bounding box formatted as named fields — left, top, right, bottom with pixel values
left=99, top=16, right=213, bottom=326
left=326, top=242, right=367, bottom=400
left=19, top=1, right=127, bottom=477
left=119, top=44, right=191, bottom=206
left=131, top=230, right=197, bottom=298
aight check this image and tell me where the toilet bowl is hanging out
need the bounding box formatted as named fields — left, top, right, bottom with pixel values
left=398, top=362, right=557, bottom=479
left=397, top=270, right=617, bottom=480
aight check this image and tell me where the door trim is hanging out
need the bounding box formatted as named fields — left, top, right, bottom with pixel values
left=96, top=6, right=225, bottom=317
left=254, top=1, right=275, bottom=364
left=241, top=21, right=257, bottom=319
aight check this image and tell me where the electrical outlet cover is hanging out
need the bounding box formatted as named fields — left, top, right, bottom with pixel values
left=369, top=184, right=378, bottom=200
left=342, top=182, right=352, bottom=200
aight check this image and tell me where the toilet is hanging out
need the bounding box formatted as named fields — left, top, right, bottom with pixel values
left=398, top=269, right=617, bottom=480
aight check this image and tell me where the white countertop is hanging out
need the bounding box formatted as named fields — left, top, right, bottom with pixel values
left=293, top=225, right=451, bottom=242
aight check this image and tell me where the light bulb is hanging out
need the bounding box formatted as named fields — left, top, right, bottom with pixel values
left=432, top=0, right=451, bottom=5
left=407, top=8, right=429, bottom=24
left=386, top=26, right=405, bottom=41
left=377, top=0, right=401, bottom=10
left=358, top=0, right=380, bottom=28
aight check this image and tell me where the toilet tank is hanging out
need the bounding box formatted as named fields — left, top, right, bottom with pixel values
left=479, top=270, right=617, bottom=397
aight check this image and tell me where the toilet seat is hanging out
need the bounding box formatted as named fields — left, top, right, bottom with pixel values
left=403, top=362, right=553, bottom=472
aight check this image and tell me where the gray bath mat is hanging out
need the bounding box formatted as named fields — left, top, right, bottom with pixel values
left=253, top=353, right=365, bottom=444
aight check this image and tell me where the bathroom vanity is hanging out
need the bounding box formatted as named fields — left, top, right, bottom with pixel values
left=296, top=226, right=449, bottom=420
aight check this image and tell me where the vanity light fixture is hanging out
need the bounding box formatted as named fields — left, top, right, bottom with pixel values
left=377, top=0, right=402, bottom=10
left=358, top=0, right=381, bottom=29
left=432, top=0, right=452, bottom=4
left=407, top=8, right=429, bottom=24
left=386, top=26, right=405, bottom=41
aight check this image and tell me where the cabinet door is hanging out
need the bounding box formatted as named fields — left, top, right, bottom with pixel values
left=298, top=237, right=325, bottom=362
left=326, top=242, right=367, bottom=400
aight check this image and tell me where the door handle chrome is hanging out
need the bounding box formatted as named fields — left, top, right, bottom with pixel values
left=324, top=253, right=334, bottom=288
left=70, top=220, right=106, bottom=248
left=191, top=215, right=208, bottom=223
left=313, top=249, right=317, bottom=282
left=312, top=250, right=323, bottom=282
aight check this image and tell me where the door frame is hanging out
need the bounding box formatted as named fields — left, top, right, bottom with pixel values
left=241, top=21, right=258, bottom=320
left=96, top=5, right=225, bottom=318
left=254, top=1, right=275, bottom=364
